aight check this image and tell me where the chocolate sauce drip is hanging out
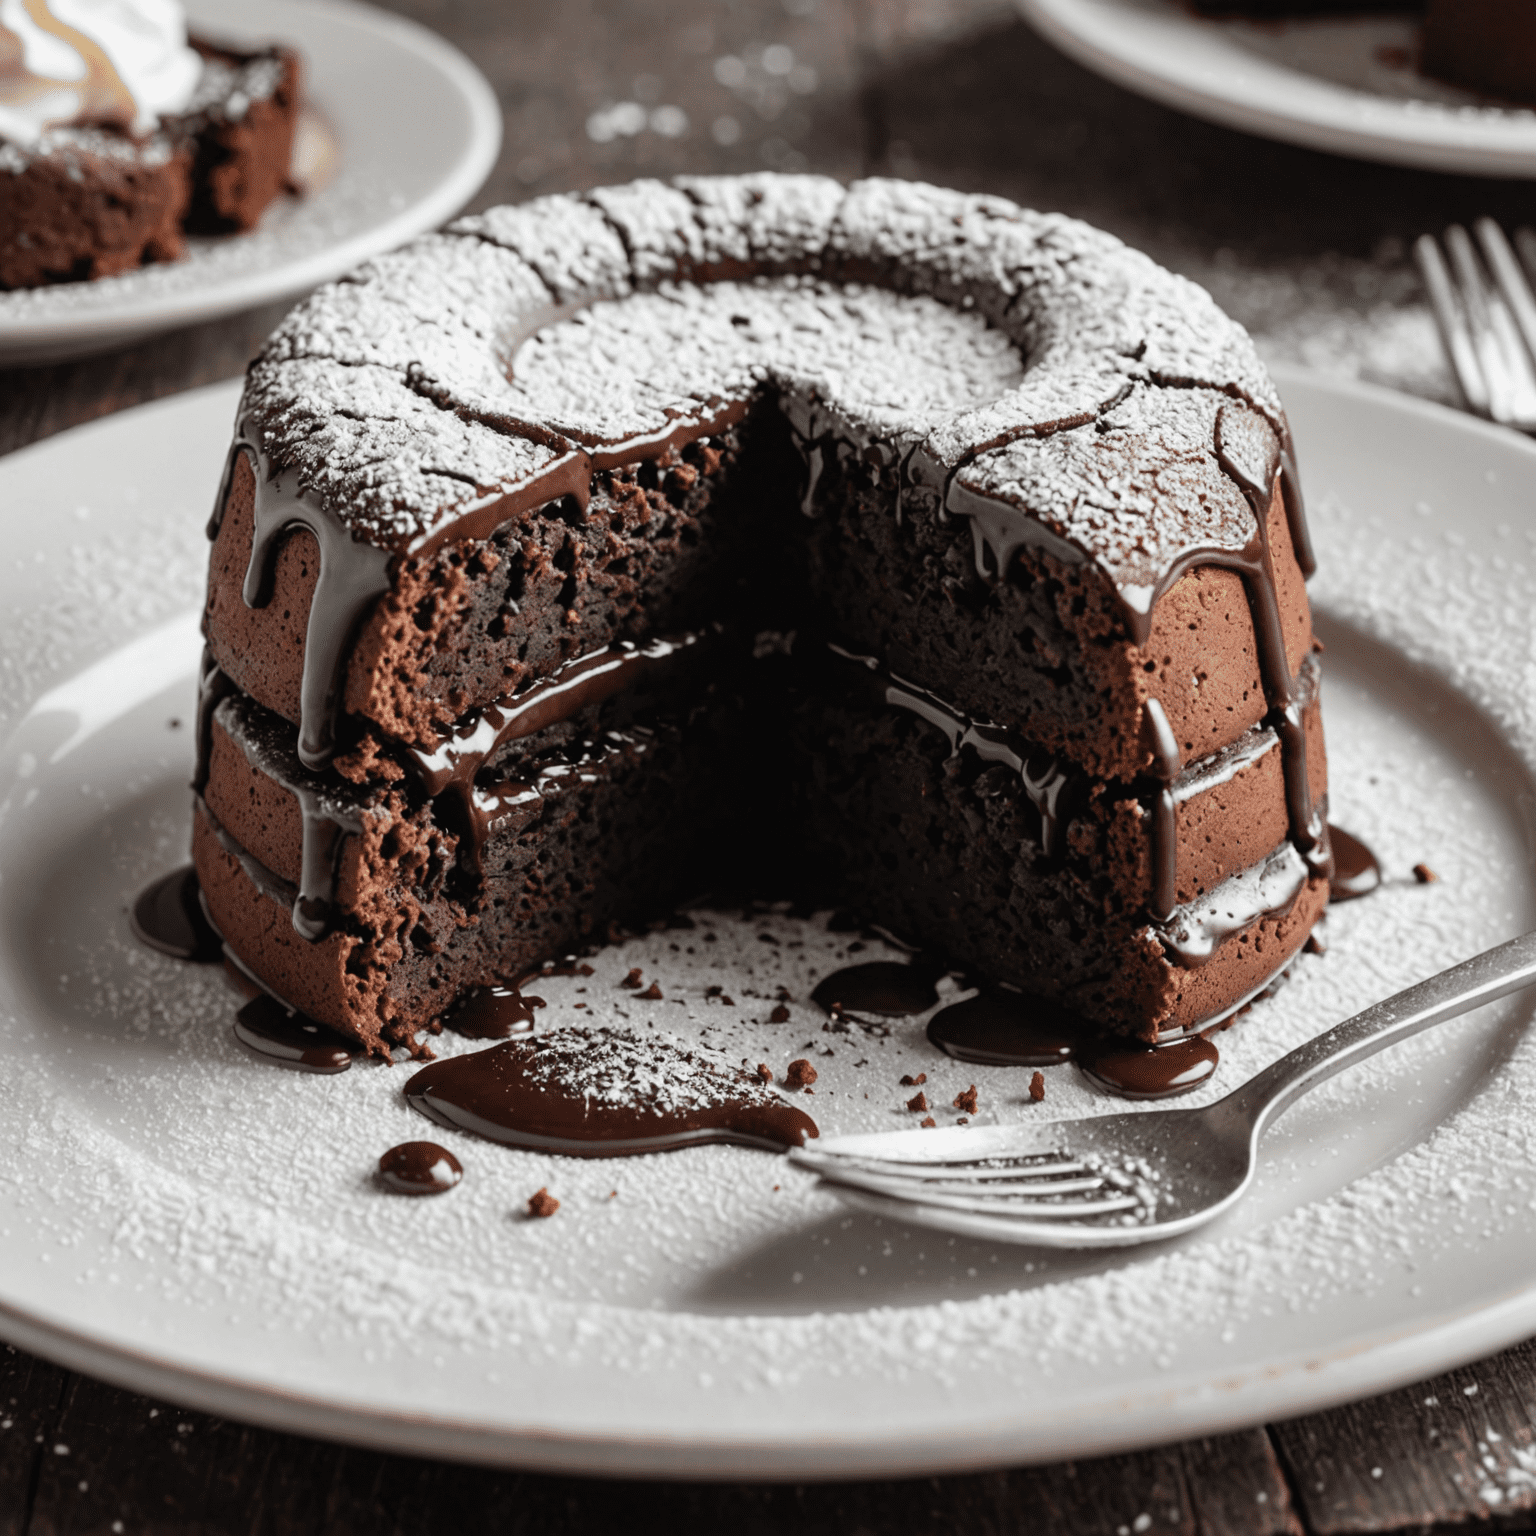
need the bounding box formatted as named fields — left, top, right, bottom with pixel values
left=130, top=865, right=222, bottom=963
left=1213, top=403, right=1324, bottom=871
left=1075, top=1032, right=1220, bottom=1100
left=404, top=1026, right=819, bottom=1157
left=213, top=693, right=367, bottom=942
left=404, top=630, right=713, bottom=878
left=927, top=987, right=1081, bottom=1066
left=216, top=427, right=393, bottom=772
left=1154, top=841, right=1311, bottom=969
left=1278, top=430, right=1317, bottom=579
left=446, top=982, right=545, bottom=1039
left=824, top=643, right=1076, bottom=859
left=1328, top=824, right=1382, bottom=902
left=1140, top=698, right=1182, bottom=922
left=232, top=996, right=360, bottom=1074
left=192, top=648, right=234, bottom=796
left=811, top=960, right=943, bottom=1017
left=377, top=1141, right=463, bottom=1195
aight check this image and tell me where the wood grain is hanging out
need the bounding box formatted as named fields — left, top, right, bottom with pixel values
left=0, top=1, right=1533, bottom=1532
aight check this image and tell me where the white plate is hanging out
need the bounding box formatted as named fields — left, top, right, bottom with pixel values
left=0, top=0, right=500, bottom=365
left=1019, top=0, right=1536, bottom=177
left=1, top=367, right=1536, bottom=1479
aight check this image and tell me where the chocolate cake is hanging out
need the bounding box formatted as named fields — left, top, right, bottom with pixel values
left=191, top=174, right=1331, bottom=1059
left=1192, top=0, right=1536, bottom=105
left=0, top=8, right=299, bottom=290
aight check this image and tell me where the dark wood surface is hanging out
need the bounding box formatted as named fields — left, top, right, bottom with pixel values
left=3, top=1, right=1535, bottom=1530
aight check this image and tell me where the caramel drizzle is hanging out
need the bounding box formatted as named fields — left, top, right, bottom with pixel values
left=8, top=0, right=137, bottom=132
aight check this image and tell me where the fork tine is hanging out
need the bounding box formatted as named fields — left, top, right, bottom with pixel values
left=788, top=1147, right=1087, bottom=1183
left=1444, top=224, right=1519, bottom=423
left=1471, top=220, right=1536, bottom=426
left=814, top=1170, right=1145, bottom=1220
left=1415, top=232, right=1491, bottom=417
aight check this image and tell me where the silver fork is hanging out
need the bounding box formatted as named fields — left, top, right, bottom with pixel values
left=1415, top=219, right=1536, bottom=430
left=787, top=930, right=1536, bottom=1249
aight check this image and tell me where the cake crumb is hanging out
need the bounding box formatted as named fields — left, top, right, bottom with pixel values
left=769, top=1003, right=790, bottom=1022
left=906, top=1092, right=928, bottom=1112
left=953, top=1084, right=978, bottom=1115
left=900, top=1073, right=927, bottom=1086
left=957, top=1116, right=968, bottom=1125
left=785, top=1058, right=817, bottom=1090
left=620, top=968, right=644, bottom=989
left=527, top=1188, right=560, bottom=1219
left=920, top=1116, right=936, bottom=1128
left=1414, top=863, right=1439, bottom=884
left=755, top=1063, right=772, bottom=1083
left=1029, top=1071, right=1046, bottom=1103
left=640, top=982, right=663, bottom=1000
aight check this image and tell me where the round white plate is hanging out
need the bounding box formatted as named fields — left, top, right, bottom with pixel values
left=0, top=0, right=500, bottom=365
left=1, top=367, right=1536, bottom=1478
left=1019, top=0, right=1536, bottom=177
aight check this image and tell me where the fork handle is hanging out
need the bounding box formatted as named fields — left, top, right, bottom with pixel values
left=1229, top=929, right=1536, bottom=1136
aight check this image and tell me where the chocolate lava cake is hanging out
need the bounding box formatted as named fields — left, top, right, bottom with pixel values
left=192, top=174, right=1331, bottom=1059
left=0, top=38, right=300, bottom=289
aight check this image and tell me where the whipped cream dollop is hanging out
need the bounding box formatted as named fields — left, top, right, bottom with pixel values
left=0, top=0, right=202, bottom=146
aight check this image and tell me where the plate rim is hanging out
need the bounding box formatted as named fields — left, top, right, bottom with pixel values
left=1, top=368, right=1536, bottom=1479
left=1017, top=0, right=1536, bottom=178
left=0, top=0, right=502, bottom=361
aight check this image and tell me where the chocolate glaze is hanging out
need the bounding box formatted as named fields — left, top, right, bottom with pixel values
left=811, top=960, right=943, bottom=1017
left=209, top=690, right=368, bottom=942
left=130, top=865, right=222, bottom=963
left=232, top=995, right=360, bottom=1073
left=446, top=982, right=545, bottom=1039
left=1140, top=698, right=1182, bottom=922
left=1075, top=1032, right=1220, bottom=1100
left=377, top=1141, right=463, bottom=1195
left=404, top=1026, right=819, bottom=1157
left=213, top=426, right=393, bottom=772
left=823, top=643, right=1076, bottom=859
left=927, top=987, right=1080, bottom=1067
left=1153, top=841, right=1311, bottom=969
left=1328, top=825, right=1382, bottom=902
left=404, top=629, right=714, bottom=877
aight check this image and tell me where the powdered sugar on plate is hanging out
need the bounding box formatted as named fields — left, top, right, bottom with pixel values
left=0, top=371, right=1535, bottom=1475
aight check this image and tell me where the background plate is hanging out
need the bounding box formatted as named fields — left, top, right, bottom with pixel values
left=0, top=367, right=1535, bottom=1478
left=0, top=0, right=500, bottom=364
left=1018, top=0, right=1536, bottom=177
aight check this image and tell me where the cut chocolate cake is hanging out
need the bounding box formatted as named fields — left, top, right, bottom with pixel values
left=0, top=2, right=300, bottom=290
left=193, top=174, right=1331, bottom=1058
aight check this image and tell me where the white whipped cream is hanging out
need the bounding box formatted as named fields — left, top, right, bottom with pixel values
left=0, top=0, right=202, bottom=146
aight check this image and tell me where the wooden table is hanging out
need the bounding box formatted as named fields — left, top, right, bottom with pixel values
left=3, top=2, right=1534, bottom=1530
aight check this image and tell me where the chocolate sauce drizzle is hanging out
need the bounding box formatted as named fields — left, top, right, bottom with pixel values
left=1328, top=825, right=1381, bottom=902
left=939, top=401, right=1328, bottom=925
left=130, top=865, right=222, bottom=963
left=824, top=643, right=1076, bottom=859
left=811, top=961, right=942, bottom=1018
left=446, top=981, right=545, bottom=1039
left=232, top=996, right=360, bottom=1074
left=377, top=1141, right=463, bottom=1195
left=212, top=426, right=393, bottom=772
left=404, top=1026, right=819, bottom=1157
left=404, top=629, right=713, bottom=875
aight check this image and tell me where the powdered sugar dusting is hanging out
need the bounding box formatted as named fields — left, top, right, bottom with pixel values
left=251, top=173, right=1280, bottom=583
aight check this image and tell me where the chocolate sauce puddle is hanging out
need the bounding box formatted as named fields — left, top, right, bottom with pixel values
left=1328, top=825, right=1381, bottom=902
left=404, top=1026, right=818, bottom=1158
left=377, top=1141, right=463, bottom=1195
left=130, top=865, right=222, bottom=963
left=927, top=988, right=1080, bottom=1067
left=811, top=960, right=942, bottom=1017
left=446, top=982, right=546, bottom=1039
left=233, top=996, right=360, bottom=1074
left=1075, top=1033, right=1220, bottom=1100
